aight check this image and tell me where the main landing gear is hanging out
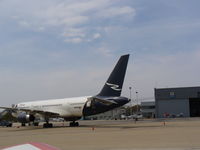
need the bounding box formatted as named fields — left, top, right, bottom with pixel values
left=43, top=118, right=53, bottom=128
left=33, top=122, right=39, bottom=126
left=43, top=122, right=53, bottom=128
left=21, top=122, right=39, bottom=127
left=69, top=121, right=79, bottom=127
left=21, top=123, right=26, bottom=126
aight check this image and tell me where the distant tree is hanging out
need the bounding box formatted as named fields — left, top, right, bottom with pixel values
left=125, top=105, right=141, bottom=115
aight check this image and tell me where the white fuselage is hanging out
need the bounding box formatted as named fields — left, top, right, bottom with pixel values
left=16, top=96, right=90, bottom=118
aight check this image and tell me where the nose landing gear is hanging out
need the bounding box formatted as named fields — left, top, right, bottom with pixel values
left=69, top=121, right=79, bottom=127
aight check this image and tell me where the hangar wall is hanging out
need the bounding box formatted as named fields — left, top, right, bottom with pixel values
left=156, top=99, right=190, bottom=118
left=155, top=86, right=200, bottom=118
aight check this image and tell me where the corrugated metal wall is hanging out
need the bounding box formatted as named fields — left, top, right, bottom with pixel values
left=156, top=99, right=190, bottom=118
left=155, top=87, right=200, bottom=118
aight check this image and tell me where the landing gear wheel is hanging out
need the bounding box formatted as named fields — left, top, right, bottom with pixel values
left=21, top=123, right=26, bottom=126
left=49, top=123, right=53, bottom=128
left=43, top=123, right=53, bottom=128
left=33, top=122, right=39, bottom=126
left=75, top=122, right=79, bottom=126
left=69, top=122, right=79, bottom=127
left=69, top=122, right=73, bottom=127
left=7, top=123, right=12, bottom=127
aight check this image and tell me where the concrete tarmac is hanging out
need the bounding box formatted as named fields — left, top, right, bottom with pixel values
left=0, top=119, right=200, bottom=150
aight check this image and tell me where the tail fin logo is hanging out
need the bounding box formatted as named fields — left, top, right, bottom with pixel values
left=106, top=83, right=121, bottom=91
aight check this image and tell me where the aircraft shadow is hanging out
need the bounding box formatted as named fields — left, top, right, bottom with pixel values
left=8, top=123, right=162, bottom=132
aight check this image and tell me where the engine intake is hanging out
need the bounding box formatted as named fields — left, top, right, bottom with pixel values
left=17, top=113, right=35, bottom=123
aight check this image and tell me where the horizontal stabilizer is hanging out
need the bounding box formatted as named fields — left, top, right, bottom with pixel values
left=88, top=97, right=117, bottom=106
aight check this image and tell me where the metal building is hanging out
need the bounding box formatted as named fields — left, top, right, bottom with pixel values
left=141, top=101, right=155, bottom=118
left=155, top=86, right=200, bottom=118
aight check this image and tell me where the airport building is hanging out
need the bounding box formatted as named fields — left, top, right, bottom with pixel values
left=141, top=101, right=155, bottom=118
left=155, top=86, right=200, bottom=118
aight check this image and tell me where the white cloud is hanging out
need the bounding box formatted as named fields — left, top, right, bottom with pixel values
left=0, top=0, right=135, bottom=43
left=64, top=37, right=83, bottom=44
left=62, top=28, right=86, bottom=38
left=93, top=33, right=101, bottom=39
left=37, top=26, right=45, bottom=31
left=95, top=46, right=113, bottom=57
left=98, top=6, right=136, bottom=18
left=18, top=20, right=30, bottom=27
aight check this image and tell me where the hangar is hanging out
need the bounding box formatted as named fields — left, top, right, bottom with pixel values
left=155, top=86, right=200, bottom=118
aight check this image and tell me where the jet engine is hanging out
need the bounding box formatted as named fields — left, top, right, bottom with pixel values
left=17, top=113, right=35, bottom=123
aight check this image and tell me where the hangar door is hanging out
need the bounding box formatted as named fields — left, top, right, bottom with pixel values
left=156, top=99, right=190, bottom=118
left=189, top=98, right=200, bottom=117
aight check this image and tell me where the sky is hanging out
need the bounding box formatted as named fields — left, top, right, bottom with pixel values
left=0, top=0, right=200, bottom=106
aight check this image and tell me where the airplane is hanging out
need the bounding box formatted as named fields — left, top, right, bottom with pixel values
left=0, top=54, right=130, bottom=128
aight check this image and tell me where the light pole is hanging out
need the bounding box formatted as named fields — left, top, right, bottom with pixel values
left=129, top=87, right=132, bottom=115
left=136, top=91, right=138, bottom=115
left=129, top=87, right=132, bottom=103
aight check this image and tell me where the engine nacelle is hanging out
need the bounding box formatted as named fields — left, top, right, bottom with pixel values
left=17, top=113, right=35, bottom=123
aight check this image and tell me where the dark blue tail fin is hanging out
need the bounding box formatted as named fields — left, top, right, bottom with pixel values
left=97, top=54, right=129, bottom=97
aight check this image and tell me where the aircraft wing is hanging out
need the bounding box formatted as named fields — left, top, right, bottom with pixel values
left=0, top=106, right=59, bottom=117
left=2, top=142, right=60, bottom=150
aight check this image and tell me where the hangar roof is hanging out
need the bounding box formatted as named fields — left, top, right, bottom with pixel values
left=155, top=86, right=200, bottom=100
